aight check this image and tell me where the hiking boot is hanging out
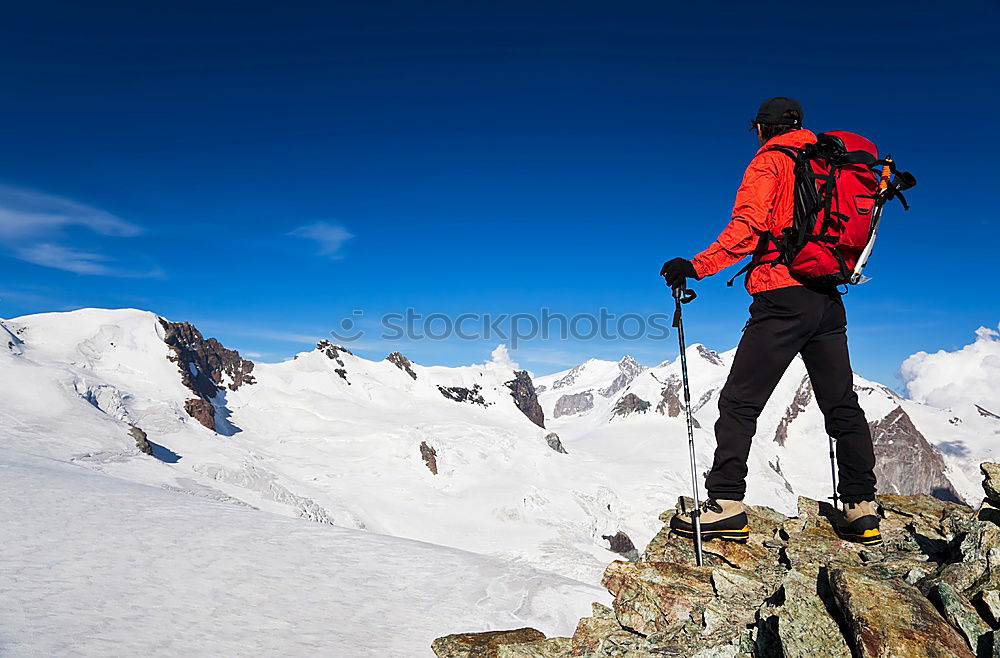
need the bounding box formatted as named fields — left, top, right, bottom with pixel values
left=670, top=498, right=749, bottom=543
left=837, top=500, right=882, bottom=546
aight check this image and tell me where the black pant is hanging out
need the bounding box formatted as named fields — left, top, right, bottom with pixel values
left=704, top=286, right=877, bottom=504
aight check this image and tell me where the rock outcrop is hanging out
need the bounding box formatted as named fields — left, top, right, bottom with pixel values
left=773, top=376, right=812, bottom=447
left=435, top=463, right=1000, bottom=657
left=129, top=425, right=153, bottom=456
left=386, top=351, right=417, bottom=380
left=611, top=393, right=650, bottom=418
left=420, top=441, right=438, bottom=475
left=598, top=356, right=645, bottom=399
left=432, top=628, right=546, bottom=658
left=159, top=318, right=255, bottom=431
left=655, top=376, right=682, bottom=417
left=553, top=391, right=594, bottom=418
left=506, top=371, right=545, bottom=428
left=544, top=432, right=568, bottom=454
left=438, top=384, right=488, bottom=406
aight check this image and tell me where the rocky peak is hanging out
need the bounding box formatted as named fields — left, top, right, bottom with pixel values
left=871, top=406, right=963, bottom=503
left=386, top=351, right=417, bottom=380
left=504, top=371, right=545, bottom=428
left=316, top=340, right=353, bottom=367
left=599, top=355, right=646, bottom=398
left=436, top=464, right=1000, bottom=657
left=655, top=375, right=682, bottom=417
left=695, top=344, right=723, bottom=366
left=551, top=362, right=587, bottom=390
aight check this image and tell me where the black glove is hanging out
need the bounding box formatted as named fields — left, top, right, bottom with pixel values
left=660, top=258, right=697, bottom=289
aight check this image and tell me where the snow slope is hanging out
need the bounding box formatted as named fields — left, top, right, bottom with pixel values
left=1, top=307, right=996, bottom=600
left=0, top=448, right=604, bottom=657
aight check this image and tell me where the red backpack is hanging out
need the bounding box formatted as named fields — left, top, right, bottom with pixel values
left=745, top=131, right=916, bottom=287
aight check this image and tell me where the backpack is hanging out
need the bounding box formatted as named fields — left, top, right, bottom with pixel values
left=735, top=131, right=916, bottom=288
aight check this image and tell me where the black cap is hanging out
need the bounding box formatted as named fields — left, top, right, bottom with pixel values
left=752, top=97, right=803, bottom=128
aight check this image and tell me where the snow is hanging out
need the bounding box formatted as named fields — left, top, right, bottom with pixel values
left=0, top=449, right=602, bottom=657
left=1, top=307, right=996, bottom=655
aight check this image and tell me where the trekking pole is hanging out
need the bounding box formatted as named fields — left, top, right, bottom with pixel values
left=671, top=283, right=703, bottom=566
left=828, top=435, right=839, bottom=507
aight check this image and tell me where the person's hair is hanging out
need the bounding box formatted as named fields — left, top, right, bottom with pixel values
left=755, top=108, right=803, bottom=141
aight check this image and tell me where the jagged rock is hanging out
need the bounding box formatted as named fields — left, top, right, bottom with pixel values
left=160, top=318, right=254, bottom=429
left=420, top=441, right=438, bottom=475
left=870, top=407, right=963, bottom=503
left=569, top=602, right=656, bottom=656
left=930, top=581, right=991, bottom=653
left=642, top=522, right=772, bottom=571
left=316, top=340, right=353, bottom=367
left=602, top=531, right=639, bottom=561
left=496, top=637, right=571, bottom=657
left=386, top=351, right=417, bottom=379
left=612, top=393, right=650, bottom=418
left=128, top=425, right=153, bottom=456
left=783, top=525, right=862, bottom=576
left=159, top=318, right=255, bottom=397
left=184, top=398, right=216, bottom=431
left=599, top=356, right=646, bottom=398
left=975, top=589, right=1000, bottom=626
left=776, top=570, right=852, bottom=658
left=438, top=384, right=488, bottom=406
left=506, top=371, right=545, bottom=428
left=978, top=500, right=1000, bottom=527
left=695, top=345, right=723, bottom=366
left=655, top=377, right=682, bottom=417
left=432, top=628, right=546, bottom=657
left=983, top=463, right=1000, bottom=506
left=544, top=432, right=567, bottom=454
left=551, top=364, right=585, bottom=390
left=828, top=566, right=973, bottom=657
left=333, top=368, right=351, bottom=384
left=601, top=561, right=715, bottom=636
left=773, top=376, right=812, bottom=447
left=553, top=391, right=593, bottom=418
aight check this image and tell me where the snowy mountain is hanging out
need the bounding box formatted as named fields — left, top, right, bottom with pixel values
left=1, top=308, right=997, bottom=654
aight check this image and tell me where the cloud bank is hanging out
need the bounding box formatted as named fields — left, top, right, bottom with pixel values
left=900, top=323, right=1000, bottom=412
left=0, top=186, right=155, bottom=276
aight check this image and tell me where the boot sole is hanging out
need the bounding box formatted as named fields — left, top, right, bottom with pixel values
left=671, top=525, right=750, bottom=544
left=836, top=528, right=883, bottom=546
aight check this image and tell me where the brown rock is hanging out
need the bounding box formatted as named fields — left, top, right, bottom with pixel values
left=420, top=441, right=438, bottom=475
left=432, top=628, right=546, bottom=658
left=129, top=425, right=152, bottom=455
left=496, top=637, right=571, bottom=657
left=870, top=407, right=963, bottom=503
left=505, top=371, right=545, bottom=428
left=828, top=566, right=973, bottom=657
left=601, top=561, right=714, bottom=636
left=184, top=398, right=215, bottom=431
left=983, top=463, right=1000, bottom=506
left=386, top=351, right=417, bottom=379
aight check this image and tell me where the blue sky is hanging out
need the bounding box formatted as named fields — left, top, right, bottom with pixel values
left=1, top=1, right=997, bottom=388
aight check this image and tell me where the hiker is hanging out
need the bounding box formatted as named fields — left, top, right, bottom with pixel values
left=659, top=97, right=881, bottom=546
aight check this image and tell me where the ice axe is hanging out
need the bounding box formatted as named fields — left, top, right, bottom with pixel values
left=671, top=283, right=704, bottom=566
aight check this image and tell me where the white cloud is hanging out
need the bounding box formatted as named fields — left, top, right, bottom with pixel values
left=488, top=344, right=521, bottom=371
left=0, top=186, right=153, bottom=277
left=900, top=323, right=1000, bottom=411
left=289, top=222, right=353, bottom=259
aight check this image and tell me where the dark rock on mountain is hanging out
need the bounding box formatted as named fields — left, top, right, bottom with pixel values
left=159, top=318, right=255, bottom=431
left=774, top=376, right=812, bottom=447
left=870, top=406, right=963, bottom=503
left=551, top=364, right=585, bottom=390
left=598, top=356, right=645, bottom=398
left=696, top=344, right=723, bottom=365
left=505, top=371, right=544, bottom=428
left=612, top=393, right=650, bottom=418
left=438, top=384, right=488, bottom=406
left=435, top=462, right=1000, bottom=658
left=655, top=376, right=682, bottom=417
left=159, top=318, right=255, bottom=399
left=534, top=384, right=546, bottom=394
left=386, top=351, right=417, bottom=380
left=420, top=441, right=438, bottom=475
left=544, top=432, right=567, bottom=454
left=553, top=391, right=593, bottom=418
left=977, top=405, right=1000, bottom=420
left=334, top=368, right=351, bottom=384
left=184, top=398, right=216, bottom=432
left=602, top=531, right=639, bottom=561
left=317, top=340, right=353, bottom=367
left=129, top=425, right=152, bottom=456
left=431, top=628, right=546, bottom=658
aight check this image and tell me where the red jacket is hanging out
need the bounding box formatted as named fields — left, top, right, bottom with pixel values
left=691, top=129, right=817, bottom=294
